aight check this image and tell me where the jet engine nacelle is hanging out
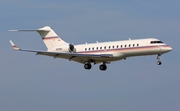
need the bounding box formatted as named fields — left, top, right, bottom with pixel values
left=55, top=44, right=76, bottom=53
left=68, top=44, right=76, bottom=53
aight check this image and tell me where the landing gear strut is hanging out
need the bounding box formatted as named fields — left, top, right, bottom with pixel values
left=157, top=54, right=162, bottom=65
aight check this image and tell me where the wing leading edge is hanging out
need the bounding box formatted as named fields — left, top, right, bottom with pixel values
left=9, top=40, right=113, bottom=64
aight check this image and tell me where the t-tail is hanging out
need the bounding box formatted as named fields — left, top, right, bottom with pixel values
left=9, top=26, right=68, bottom=50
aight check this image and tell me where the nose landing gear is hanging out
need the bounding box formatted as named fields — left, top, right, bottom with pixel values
left=157, top=54, right=162, bottom=65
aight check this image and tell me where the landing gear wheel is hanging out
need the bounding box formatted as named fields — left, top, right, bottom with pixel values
left=99, top=64, right=107, bottom=71
left=157, top=61, right=162, bottom=65
left=84, top=63, right=92, bottom=70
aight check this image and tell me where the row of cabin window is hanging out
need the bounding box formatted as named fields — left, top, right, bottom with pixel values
left=85, top=44, right=139, bottom=51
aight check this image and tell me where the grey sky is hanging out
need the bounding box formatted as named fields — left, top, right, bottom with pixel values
left=0, top=0, right=180, bottom=111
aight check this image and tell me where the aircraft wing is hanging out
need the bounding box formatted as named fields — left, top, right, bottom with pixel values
left=10, top=40, right=113, bottom=64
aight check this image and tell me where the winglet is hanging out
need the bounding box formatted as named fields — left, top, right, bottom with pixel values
left=10, top=40, right=20, bottom=50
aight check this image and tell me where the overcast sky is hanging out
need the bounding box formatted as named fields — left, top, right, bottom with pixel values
left=0, top=0, right=180, bottom=111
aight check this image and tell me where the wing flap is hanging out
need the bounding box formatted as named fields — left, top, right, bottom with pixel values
left=36, top=52, right=113, bottom=59
left=9, top=40, right=113, bottom=64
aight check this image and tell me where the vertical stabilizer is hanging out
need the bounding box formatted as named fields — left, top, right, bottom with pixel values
left=37, top=26, right=68, bottom=49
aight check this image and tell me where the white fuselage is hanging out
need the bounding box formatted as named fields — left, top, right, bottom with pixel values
left=51, top=38, right=172, bottom=63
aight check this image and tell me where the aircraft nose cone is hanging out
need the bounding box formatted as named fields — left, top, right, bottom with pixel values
left=162, top=46, right=172, bottom=53
left=168, top=47, right=172, bottom=51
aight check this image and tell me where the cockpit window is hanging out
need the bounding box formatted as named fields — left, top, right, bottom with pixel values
left=150, top=41, right=163, bottom=44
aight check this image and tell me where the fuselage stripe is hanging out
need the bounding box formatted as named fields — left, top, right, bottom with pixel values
left=77, top=45, right=170, bottom=54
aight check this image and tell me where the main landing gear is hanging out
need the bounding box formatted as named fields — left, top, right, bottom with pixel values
left=157, top=54, right=162, bottom=65
left=99, top=64, right=107, bottom=71
left=84, top=62, right=107, bottom=71
left=84, top=63, right=92, bottom=70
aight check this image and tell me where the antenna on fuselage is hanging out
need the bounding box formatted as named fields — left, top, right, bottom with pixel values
left=96, top=41, right=98, bottom=43
left=129, top=38, right=131, bottom=40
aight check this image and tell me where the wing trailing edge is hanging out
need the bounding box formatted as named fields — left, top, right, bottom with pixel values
left=9, top=40, right=113, bottom=64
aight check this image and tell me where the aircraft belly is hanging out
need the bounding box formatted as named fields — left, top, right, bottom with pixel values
left=69, top=54, right=124, bottom=64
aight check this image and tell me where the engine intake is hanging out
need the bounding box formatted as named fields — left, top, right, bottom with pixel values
left=69, top=44, right=76, bottom=53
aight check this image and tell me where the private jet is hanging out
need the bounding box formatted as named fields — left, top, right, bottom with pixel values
left=9, top=26, right=172, bottom=71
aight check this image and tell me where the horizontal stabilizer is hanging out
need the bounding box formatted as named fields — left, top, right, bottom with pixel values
left=9, top=26, right=52, bottom=32
left=9, top=29, right=50, bottom=32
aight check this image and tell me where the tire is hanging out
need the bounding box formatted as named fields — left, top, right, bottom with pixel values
left=84, top=63, right=92, bottom=69
left=99, top=64, right=107, bottom=71
left=157, top=61, right=162, bottom=65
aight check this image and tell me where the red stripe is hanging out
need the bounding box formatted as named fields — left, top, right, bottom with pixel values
left=13, top=46, right=18, bottom=48
left=43, top=36, right=60, bottom=40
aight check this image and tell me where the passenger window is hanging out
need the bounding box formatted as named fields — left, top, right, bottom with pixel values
left=137, top=44, right=139, bottom=46
left=129, top=44, right=131, bottom=47
left=85, top=48, right=87, bottom=51
left=109, top=46, right=111, bottom=49
left=92, top=47, right=94, bottom=50
left=113, top=46, right=114, bottom=48
left=89, top=48, right=91, bottom=50
left=117, top=45, right=119, bottom=48
left=100, top=47, right=102, bottom=49
left=96, top=47, right=98, bottom=50
left=125, top=45, right=126, bottom=47
left=121, top=45, right=123, bottom=48
left=104, top=46, right=106, bottom=49
left=133, top=44, right=135, bottom=47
